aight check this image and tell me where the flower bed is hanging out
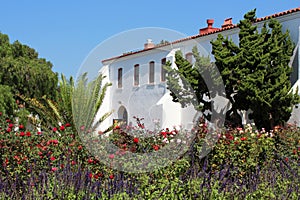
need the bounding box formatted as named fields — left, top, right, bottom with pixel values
left=0, top=113, right=299, bottom=199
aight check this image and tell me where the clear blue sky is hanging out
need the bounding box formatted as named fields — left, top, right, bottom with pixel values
left=0, top=1, right=299, bottom=78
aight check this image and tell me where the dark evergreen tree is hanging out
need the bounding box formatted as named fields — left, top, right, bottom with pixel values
left=211, top=9, right=299, bottom=130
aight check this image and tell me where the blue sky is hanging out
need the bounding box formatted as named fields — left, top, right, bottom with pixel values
left=0, top=1, right=299, bottom=78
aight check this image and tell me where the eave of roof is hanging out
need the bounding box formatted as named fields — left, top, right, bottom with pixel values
left=102, top=7, right=300, bottom=64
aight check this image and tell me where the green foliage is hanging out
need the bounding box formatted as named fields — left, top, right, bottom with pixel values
left=18, top=72, right=113, bottom=134
left=72, top=72, right=113, bottom=134
left=0, top=33, right=58, bottom=101
left=164, top=46, right=221, bottom=120
left=0, top=85, right=17, bottom=116
left=57, top=74, right=74, bottom=125
left=15, top=108, right=30, bottom=128
left=209, top=125, right=276, bottom=175
left=211, top=9, right=300, bottom=130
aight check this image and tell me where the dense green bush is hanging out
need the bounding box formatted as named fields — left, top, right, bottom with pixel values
left=0, top=85, right=17, bottom=116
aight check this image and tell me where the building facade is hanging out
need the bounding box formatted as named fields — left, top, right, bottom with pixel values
left=97, top=7, right=300, bottom=131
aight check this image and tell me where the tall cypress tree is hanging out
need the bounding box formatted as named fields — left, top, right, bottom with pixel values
left=212, top=9, right=299, bottom=130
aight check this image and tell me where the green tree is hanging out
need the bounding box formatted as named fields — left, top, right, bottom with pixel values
left=18, top=74, right=74, bottom=130
left=0, top=85, right=17, bottom=116
left=211, top=9, right=299, bottom=130
left=164, top=46, right=222, bottom=121
left=0, top=33, right=58, bottom=101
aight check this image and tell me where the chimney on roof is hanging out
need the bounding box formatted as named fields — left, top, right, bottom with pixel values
left=199, top=19, right=219, bottom=35
left=222, top=18, right=233, bottom=28
left=144, top=39, right=155, bottom=49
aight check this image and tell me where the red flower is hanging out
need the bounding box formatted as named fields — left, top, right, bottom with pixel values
left=89, top=173, right=93, bottom=178
left=241, top=137, right=247, bottom=141
left=293, top=149, right=297, bottom=155
left=60, top=164, right=64, bottom=169
left=14, top=155, right=20, bottom=161
left=225, top=133, right=234, bottom=140
left=52, top=127, right=57, bottom=132
left=51, top=167, right=58, bottom=172
left=6, top=128, right=11, bottom=133
left=115, top=125, right=120, bottom=130
left=3, top=158, right=8, bottom=167
left=19, top=124, right=24, bottom=129
left=97, top=172, right=104, bottom=177
left=71, top=160, right=76, bottom=165
left=38, top=152, right=43, bottom=156
left=42, top=146, right=48, bottom=151
left=8, top=123, right=14, bottom=128
left=285, top=157, right=289, bottom=162
left=60, top=125, right=65, bottom=131
left=65, top=123, right=71, bottom=127
left=161, top=131, right=167, bottom=138
left=138, top=124, right=144, bottom=129
left=109, top=174, right=114, bottom=179
left=37, top=131, right=42, bottom=135
left=78, top=145, right=83, bottom=150
left=109, top=154, right=115, bottom=159
left=133, top=137, right=139, bottom=143
left=26, top=132, right=31, bottom=137
left=20, top=132, right=25, bottom=136
left=153, top=145, right=160, bottom=151
left=94, top=174, right=99, bottom=179
left=0, top=112, right=2, bottom=116
left=50, top=156, right=56, bottom=161
left=88, top=158, right=93, bottom=164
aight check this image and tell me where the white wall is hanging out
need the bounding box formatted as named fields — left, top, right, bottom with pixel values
left=99, top=11, right=300, bottom=129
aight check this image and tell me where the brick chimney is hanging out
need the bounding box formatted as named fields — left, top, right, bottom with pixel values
left=144, top=39, right=155, bottom=49
left=222, top=18, right=233, bottom=28
left=199, top=19, right=219, bottom=34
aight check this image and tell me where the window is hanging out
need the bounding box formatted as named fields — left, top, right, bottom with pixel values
left=185, top=52, right=193, bottom=64
left=118, top=68, right=123, bottom=88
left=134, top=64, right=139, bottom=86
left=149, top=61, right=155, bottom=84
left=161, top=58, right=166, bottom=82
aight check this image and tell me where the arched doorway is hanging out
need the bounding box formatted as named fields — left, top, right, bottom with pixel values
left=118, top=106, right=128, bottom=125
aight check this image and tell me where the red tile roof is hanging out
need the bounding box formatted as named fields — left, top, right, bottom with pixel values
left=102, top=7, right=300, bottom=63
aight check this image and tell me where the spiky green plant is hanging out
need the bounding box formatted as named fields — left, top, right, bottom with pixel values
left=72, top=72, right=113, bottom=134
left=19, top=72, right=113, bottom=134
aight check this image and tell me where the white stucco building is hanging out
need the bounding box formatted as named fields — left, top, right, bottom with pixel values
left=97, top=7, right=300, bottom=131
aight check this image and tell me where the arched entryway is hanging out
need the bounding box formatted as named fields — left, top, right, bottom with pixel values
left=118, top=106, right=128, bottom=125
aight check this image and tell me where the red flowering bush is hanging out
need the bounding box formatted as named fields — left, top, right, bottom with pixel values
left=109, top=117, right=184, bottom=155
left=195, top=122, right=299, bottom=177
left=0, top=113, right=112, bottom=180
